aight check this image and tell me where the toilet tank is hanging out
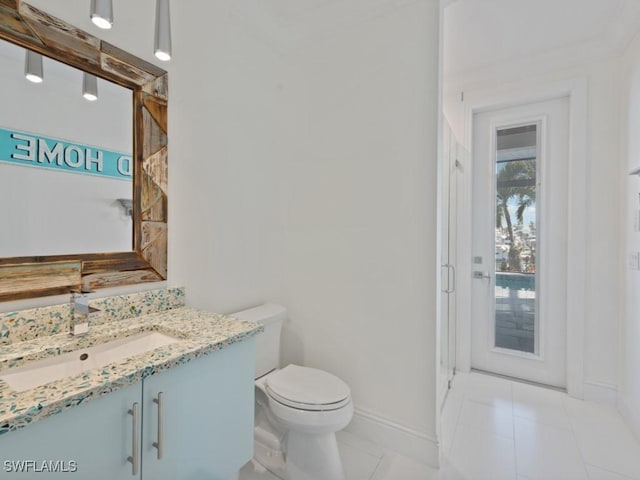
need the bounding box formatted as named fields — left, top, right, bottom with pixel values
left=230, top=304, right=286, bottom=378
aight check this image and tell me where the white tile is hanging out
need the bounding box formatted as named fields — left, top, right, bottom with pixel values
left=337, top=430, right=385, bottom=459
left=513, top=401, right=572, bottom=431
left=450, top=372, right=471, bottom=394
left=514, top=417, right=588, bottom=480
left=437, top=456, right=477, bottom=480
left=585, top=464, right=636, bottom=480
left=564, top=398, right=640, bottom=479
left=338, top=439, right=382, bottom=480
left=463, top=372, right=514, bottom=409
left=441, top=391, right=464, bottom=450
left=239, top=459, right=279, bottom=480
left=372, top=453, right=443, bottom=480
left=511, top=380, right=567, bottom=407
left=512, top=381, right=572, bottom=430
left=442, top=390, right=465, bottom=419
left=448, top=425, right=517, bottom=480
left=562, top=396, right=620, bottom=425
left=457, top=399, right=514, bottom=439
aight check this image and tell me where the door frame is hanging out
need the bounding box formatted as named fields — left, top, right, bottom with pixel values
left=456, top=78, right=587, bottom=398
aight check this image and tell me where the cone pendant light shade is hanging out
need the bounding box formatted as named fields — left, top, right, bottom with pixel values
left=90, top=0, right=113, bottom=29
left=25, top=50, right=43, bottom=83
left=154, top=0, right=172, bottom=61
left=83, top=72, right=98, bottom=101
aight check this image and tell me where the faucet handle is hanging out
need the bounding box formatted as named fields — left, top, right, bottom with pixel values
left=70, top=289, right=94, bottom=304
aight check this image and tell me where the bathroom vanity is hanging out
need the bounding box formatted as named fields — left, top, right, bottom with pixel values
left=0, top=288, right=262, bottom=479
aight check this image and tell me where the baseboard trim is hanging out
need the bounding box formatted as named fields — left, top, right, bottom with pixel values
left=344, top=407, right=439, bottom=468
left=619, top=394, right=640, bottom=442
left=582, top=380, right=618, bottom=406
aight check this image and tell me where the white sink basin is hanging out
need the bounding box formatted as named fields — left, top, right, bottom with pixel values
left=0, top=331, right=178, bottom=392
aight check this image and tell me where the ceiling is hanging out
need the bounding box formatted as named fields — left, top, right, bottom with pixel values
left=444, top=0, right=640, bottom=79
left=260, top=0, right=339, bottom=25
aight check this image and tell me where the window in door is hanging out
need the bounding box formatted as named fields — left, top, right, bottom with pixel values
left=494, top=124, right=538, bottom=355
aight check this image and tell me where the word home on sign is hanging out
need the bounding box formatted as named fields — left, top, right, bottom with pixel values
left=0, top=127, right=132, bottom=180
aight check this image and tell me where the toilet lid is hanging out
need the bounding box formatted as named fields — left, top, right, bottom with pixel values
left=265, top=365, right=350, bottom=410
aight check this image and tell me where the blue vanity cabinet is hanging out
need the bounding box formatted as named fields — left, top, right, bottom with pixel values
left=0, top=382, right=142, bottom=480
left=141, top=338, right=255, bottom=480
left=0, top=337, right=255, bottom=480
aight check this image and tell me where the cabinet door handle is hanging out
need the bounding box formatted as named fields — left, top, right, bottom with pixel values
left=127, top=402, right=139, bottom=476
left=152, top=392, right=164, bottom=460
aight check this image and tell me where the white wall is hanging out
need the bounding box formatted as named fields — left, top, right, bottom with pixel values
left=166, top=3, right=294, bottom=312
left=444, top=52, right=622, bottom=399
left=620, top=32, right=640, bottom=438
left=5, top=0, right=442, bottom=462
left=277, top=0, right=441, bottom=463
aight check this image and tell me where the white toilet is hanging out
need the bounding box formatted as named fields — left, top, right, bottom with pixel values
left=232, top=304, right=353, bottom=480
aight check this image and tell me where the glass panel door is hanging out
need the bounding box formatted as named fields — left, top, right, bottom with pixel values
left=471, top=96, right=568, bottom=388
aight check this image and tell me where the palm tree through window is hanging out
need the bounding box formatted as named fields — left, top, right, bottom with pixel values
left=494, top=124, right=537, bottom=354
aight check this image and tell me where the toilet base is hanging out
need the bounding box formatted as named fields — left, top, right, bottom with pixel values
left=285, top=431, right=345, bottom=480
left=253, top=431, right=345, bottom=480
left=254, top=435, right=286, bottom=479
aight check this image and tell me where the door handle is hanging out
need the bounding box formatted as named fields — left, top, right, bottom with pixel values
left=442, top=264, right=456, bottom=293
left=153, top=392, right=164, bottom=460
left=441, top=264, right=456, bottom=293
left=473, top=271, right=491, bottom=280
left=127, top=402, right=139, bottom=476
left=441, top=264, right=450, bottom=293
left=448, top=265, right=456, bottom=293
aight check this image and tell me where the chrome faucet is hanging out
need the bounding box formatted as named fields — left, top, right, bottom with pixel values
left=70, top=290, right=100, bottom=336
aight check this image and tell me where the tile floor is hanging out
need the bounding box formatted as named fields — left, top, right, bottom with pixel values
left=240, top=371, right=640, bottom=480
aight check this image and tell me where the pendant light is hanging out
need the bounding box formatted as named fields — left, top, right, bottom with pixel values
left=83, top=73, right=98, bottom=101
left=154, top=0, right=172, bottom=61
left=90, top=0, right=113, bottom=29
left=24, top=50, right=43, bottom=83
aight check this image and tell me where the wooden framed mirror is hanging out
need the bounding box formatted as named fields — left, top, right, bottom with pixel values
left=0, top=0, right=168, bottom=301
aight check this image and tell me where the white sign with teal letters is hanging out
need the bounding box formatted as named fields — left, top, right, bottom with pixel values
left=0, top=127, right=132, bottom=180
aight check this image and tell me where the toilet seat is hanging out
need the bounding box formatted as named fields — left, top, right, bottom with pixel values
left=265, top=365, right=351, bottom=412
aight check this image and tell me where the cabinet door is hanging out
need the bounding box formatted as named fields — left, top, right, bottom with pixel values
left=141, top=338, right=255, bottom=480
left=0, top=383, right=142, bottom=480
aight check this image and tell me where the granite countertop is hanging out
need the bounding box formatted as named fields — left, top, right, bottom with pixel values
left=0, top=307, right=262, bottom=435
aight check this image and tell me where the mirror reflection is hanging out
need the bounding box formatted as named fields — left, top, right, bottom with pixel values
left=0, top=38, right=133, bottom=257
